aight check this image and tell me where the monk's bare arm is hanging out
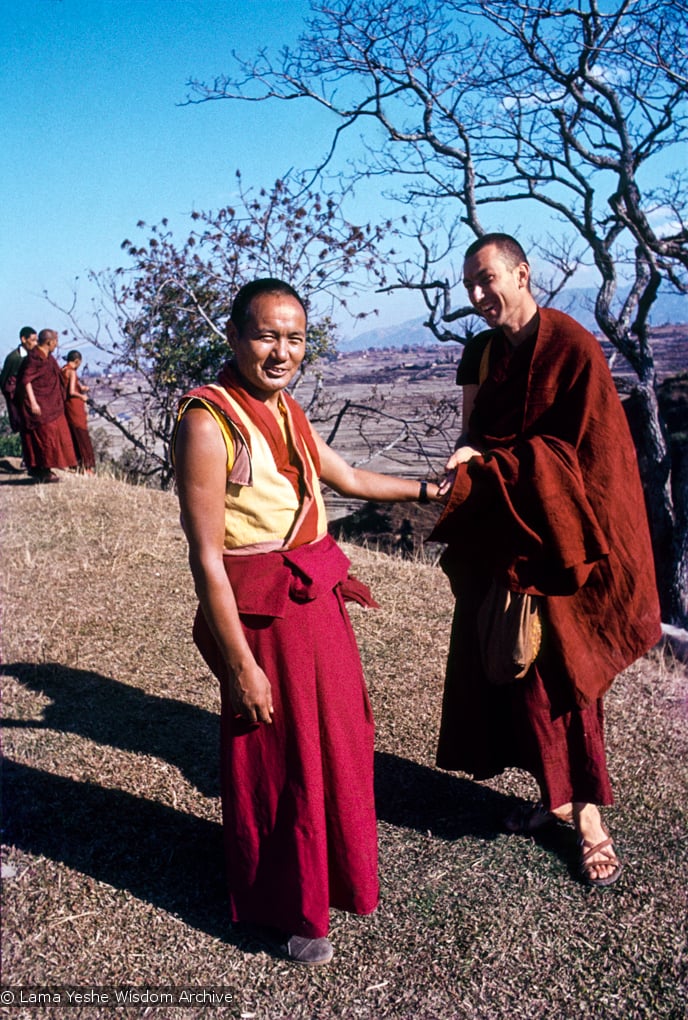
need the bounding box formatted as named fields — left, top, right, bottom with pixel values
left=313, top=428, right=440, bottom=502
left=68, top=370, right=88, bottom=401
left=174, top=408, right=274, bottom=724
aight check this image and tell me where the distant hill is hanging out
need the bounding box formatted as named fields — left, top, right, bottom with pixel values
left=341, top=288, right=688, bottom=351
left=341, top=316, right=432, bottom=352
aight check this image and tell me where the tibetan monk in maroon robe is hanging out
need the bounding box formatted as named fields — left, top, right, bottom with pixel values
left=61, top=351, right=95, bottom=472
left=172, top=279, right=440, bottom=965
left=433, top=235, right=661, bottom=888
left=17, top=329, right=76, bottom=481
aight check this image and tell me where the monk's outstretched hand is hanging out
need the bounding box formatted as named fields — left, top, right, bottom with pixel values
left=446, top=445, right=483, bottom=469
left=437, top=445, right=484, bottom=498
left=229, top=662, right=275, bottom=724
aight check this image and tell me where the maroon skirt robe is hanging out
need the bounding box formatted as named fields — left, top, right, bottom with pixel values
left=193, top=535, right=379, bottom=938
left=63, top=374, right=95, bottom=470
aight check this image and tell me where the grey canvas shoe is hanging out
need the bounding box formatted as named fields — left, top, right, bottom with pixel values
left=281, top=934, right=334, bottom=965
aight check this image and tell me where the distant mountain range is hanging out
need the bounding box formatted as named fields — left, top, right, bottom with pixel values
left=340, top=287, right=688, bottom=351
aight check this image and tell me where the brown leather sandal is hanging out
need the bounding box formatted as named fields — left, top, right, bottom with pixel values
left=579, top=834, right=623, bottom=887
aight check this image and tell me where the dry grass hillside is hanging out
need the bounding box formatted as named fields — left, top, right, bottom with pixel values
left=1, top=472, right=687, bottom=1019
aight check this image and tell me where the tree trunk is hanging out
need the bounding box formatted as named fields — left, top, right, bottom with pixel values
left=669, top=430, right=688, bottom=627
left=624, top=381, right=686, bottom=627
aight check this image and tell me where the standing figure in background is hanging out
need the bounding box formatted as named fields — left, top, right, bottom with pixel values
left=1, top=326, right=37, bottom=435
left=61, top=350, right=95, bottom=473
left=17, top=329, right=76, bottom=483
left=173, top=278, right=440, bottom=965
left=433, top=233, right=661, bottom=887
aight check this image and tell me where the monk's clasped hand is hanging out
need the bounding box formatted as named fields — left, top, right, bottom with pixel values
left=437, top=469, right=456, bottom=498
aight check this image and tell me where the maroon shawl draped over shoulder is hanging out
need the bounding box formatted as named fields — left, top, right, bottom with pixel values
left=431, top=307, right=661, bottom=706
left=18, top=347, right=68, bottom=430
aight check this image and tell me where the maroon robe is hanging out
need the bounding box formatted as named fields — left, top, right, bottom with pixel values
left=431, top=307, right=661, bottom=807
left=61, top=366, right=95, bottom=470
left=18, top=347, right=76, bottom=471
left=177, top=376, right=380, bottom=938
left=193, top=535, right=379, bottom=939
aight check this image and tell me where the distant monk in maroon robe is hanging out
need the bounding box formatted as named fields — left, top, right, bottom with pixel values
left=17, top=329, right=76, bottom=483
left=172, top=278, right=440, bottom=966
left=433, top=234, right=661, bottom=887
left=61, top=350, right=95, bottom=473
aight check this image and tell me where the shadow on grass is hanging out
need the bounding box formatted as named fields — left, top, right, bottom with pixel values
left=5, top=662, right=520, bottom=843
left=374, top=752, right=579, bottom=875
left=2, top=661, right=220, bottom=798
left=2, top=661, right=579, bottom=936
left=1, top=757, right=232, bottom=941
left=375, top=750, right=513, bottom=841
left=0, top=476, right=46, bottom=486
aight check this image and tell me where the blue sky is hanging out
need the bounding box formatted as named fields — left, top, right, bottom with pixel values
left=2, top=0, right=685, bottom=368
left=2, top=0, right=420, bottom=365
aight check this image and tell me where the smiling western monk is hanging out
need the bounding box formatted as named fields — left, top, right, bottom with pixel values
left=433, top=234, right=661, bottom=887
left=172, top=278, right=440, bottom=965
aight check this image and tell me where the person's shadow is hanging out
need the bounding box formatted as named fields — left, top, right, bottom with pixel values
left=0, top=475, right=45, bottom=486
left=3, top=661, right=220, bottom=798
left=374, top=750, right=578, bottom=875
left=2, top=756, right=230, bottom=938
left=2, top=661, right=575, bottom=941
left=376, top=750, right=512, bottom=841
left=2, top=660, right=230, bottom=938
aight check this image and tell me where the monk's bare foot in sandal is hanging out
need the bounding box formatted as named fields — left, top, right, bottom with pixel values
left=574, top=803, right=622, bottom=887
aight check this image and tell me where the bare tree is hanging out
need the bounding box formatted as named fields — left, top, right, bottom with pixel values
left=48, top=174, right=394, bottom=488
left=187, top=0, right=688, bottom=624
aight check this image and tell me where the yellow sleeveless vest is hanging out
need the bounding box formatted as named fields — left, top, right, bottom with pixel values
left=183, top=387, right=328, bottom=552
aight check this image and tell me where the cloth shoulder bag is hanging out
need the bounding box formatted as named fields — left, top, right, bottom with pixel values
left=477, top=579, right=542, bottom=685
left=473, top=335, right=542, bottom=684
